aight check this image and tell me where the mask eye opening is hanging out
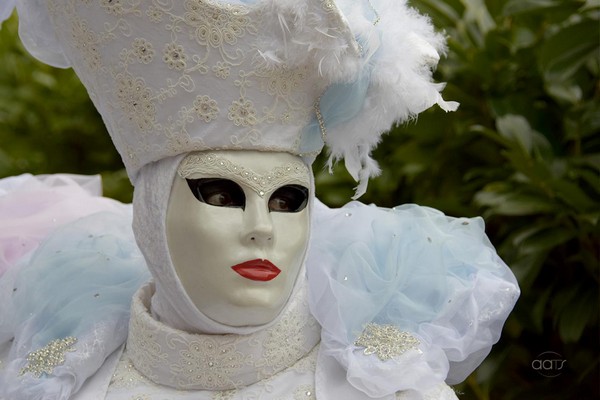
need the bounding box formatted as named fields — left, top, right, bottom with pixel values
left=185, top=178, right=246, bottom=209
left=268, top=185, right=309, bottom=213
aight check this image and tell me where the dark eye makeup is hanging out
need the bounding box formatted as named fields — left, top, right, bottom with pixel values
left=185, top=178, right=308, bottom=213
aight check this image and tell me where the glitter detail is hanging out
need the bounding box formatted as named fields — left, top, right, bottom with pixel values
left=354, top=323, right=419, bottom=361
left=314, top=96, right=327, bottom=143
left=177, top=152, right=310, bottom=197
left=19, top=337, right=77, bottom=377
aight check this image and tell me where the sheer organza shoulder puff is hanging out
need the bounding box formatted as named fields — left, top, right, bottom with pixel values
left=0, top=206, right=150, bottom=400
left=0, top=173, right=128, bottom=277
left=307, top=200, right=519, bottom=398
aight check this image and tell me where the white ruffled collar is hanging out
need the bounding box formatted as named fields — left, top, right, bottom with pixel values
left=126, top=280, right=320, bottom=391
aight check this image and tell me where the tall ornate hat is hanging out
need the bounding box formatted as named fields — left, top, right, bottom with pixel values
left=4, top=0, right=457, bottom=196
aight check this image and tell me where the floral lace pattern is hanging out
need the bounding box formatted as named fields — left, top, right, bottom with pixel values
left=177, top=152, right=310, bottom=197
left=43, top=0, right=355, bottom=179
left=106, top=343, right=320, bottom=400
left=126, top=282, right=320, bottom=391
left=169, top=338, right=248, bottom=389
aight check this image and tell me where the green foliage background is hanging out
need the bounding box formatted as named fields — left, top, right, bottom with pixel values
left=1, top=1, right=598, bottom=398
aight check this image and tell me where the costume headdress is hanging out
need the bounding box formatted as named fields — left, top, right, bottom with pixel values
left=4, top=0, right=457, bottom=197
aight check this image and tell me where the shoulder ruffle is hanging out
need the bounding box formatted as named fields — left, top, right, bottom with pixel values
left=0, top=173, right=129, bottom=278
left=307, top=200, right=519, bottom=398
left=0, top=209, right=150, bottom=400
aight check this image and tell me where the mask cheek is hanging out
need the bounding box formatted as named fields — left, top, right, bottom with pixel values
left=271, top=209, right=309, bottom=270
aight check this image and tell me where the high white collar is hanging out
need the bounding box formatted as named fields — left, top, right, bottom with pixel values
left=126, top=280, right=320, bottom=391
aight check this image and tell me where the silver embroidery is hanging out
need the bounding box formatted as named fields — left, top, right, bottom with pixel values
left=126, top=282, right=320, bottom=391
left=354, top=323, right=420, bottom=361
left=19, top=337, right=77, bottom=377
left=177, top=152, right=310, bottom=197
left=169, top=339, right=247, bottom=389
left=314, top=96, right=327, bottom=143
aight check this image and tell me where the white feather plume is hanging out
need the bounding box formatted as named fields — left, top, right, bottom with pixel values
left=262, top=0, right=459, bottom=198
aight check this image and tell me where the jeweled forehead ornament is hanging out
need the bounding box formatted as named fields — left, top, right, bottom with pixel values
left=177, top=152, right=310, bottom=197
left=9, top=0, right=457, bottom=196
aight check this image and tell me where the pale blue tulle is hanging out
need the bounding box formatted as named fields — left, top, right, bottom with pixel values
left=11, top=210, right=149, bottom=346
left=0, top=209, right=150, bottom=399
left=299, top=74, right=371, bottom=154
left=307, top=200, right=519, bottom=396
left=299, top=59, right=372, bottom=156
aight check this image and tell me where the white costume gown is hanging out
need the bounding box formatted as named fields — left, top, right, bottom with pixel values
left=0, top=174, right=518, bottom=399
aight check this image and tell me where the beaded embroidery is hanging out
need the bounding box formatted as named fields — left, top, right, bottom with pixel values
left=177, top=152, right=310, bottom=197
left=126, top=283, right=320, bottom=391
left=19, top=337, right=77, bottom=377
left=354, top=323, right=420, bottom=361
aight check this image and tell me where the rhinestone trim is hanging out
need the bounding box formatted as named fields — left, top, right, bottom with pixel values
left=354, top=323, right=420, bottom=361
left=19, top=337, right=78, bottom=377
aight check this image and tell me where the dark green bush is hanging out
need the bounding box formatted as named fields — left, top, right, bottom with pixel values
left=0, top=14, right=131, bottom=201
left=316, top=1, right=599, bottom=398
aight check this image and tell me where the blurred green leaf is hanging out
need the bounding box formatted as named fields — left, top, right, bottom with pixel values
left=475, top=189, right=558, bottom=216
left=538, top=19, right=600, bottom=83
left=412, top=0, right=463, bottom=28
left=519, top=227, right=575, bottom=255
left=531, top=287, right=553, bottom=333
left=496, top=114, right=552, bottom=156
left=503, top=0, right=585, bottom=16
left=553, top=285, right=598, bottom=342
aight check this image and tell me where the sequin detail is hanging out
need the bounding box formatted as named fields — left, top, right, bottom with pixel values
left=126, top=283, right=320, bottom=391
left=177, top=152, right=310, bottom=197
left=354, top=323, right=420, bottom=361
left=314, top=96, right=327, bottom=143
left=19, top=337, right=77, bottom=377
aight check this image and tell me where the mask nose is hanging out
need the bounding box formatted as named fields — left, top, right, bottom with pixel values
left=241, top=195, right=273, bottom=246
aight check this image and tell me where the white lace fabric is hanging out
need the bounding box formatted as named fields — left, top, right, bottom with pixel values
left=19, top=0, right=352, bottom=182
left=9, top=0, right=458, bottom=196
left=127, top=281, right=320, bottom=391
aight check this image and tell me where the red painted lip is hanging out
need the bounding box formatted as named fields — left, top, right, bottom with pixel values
left=231, top=259, right=281, bottom=281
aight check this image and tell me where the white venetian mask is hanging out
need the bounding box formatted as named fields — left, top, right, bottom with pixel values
left=165, top=150, right=311, bottom=326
